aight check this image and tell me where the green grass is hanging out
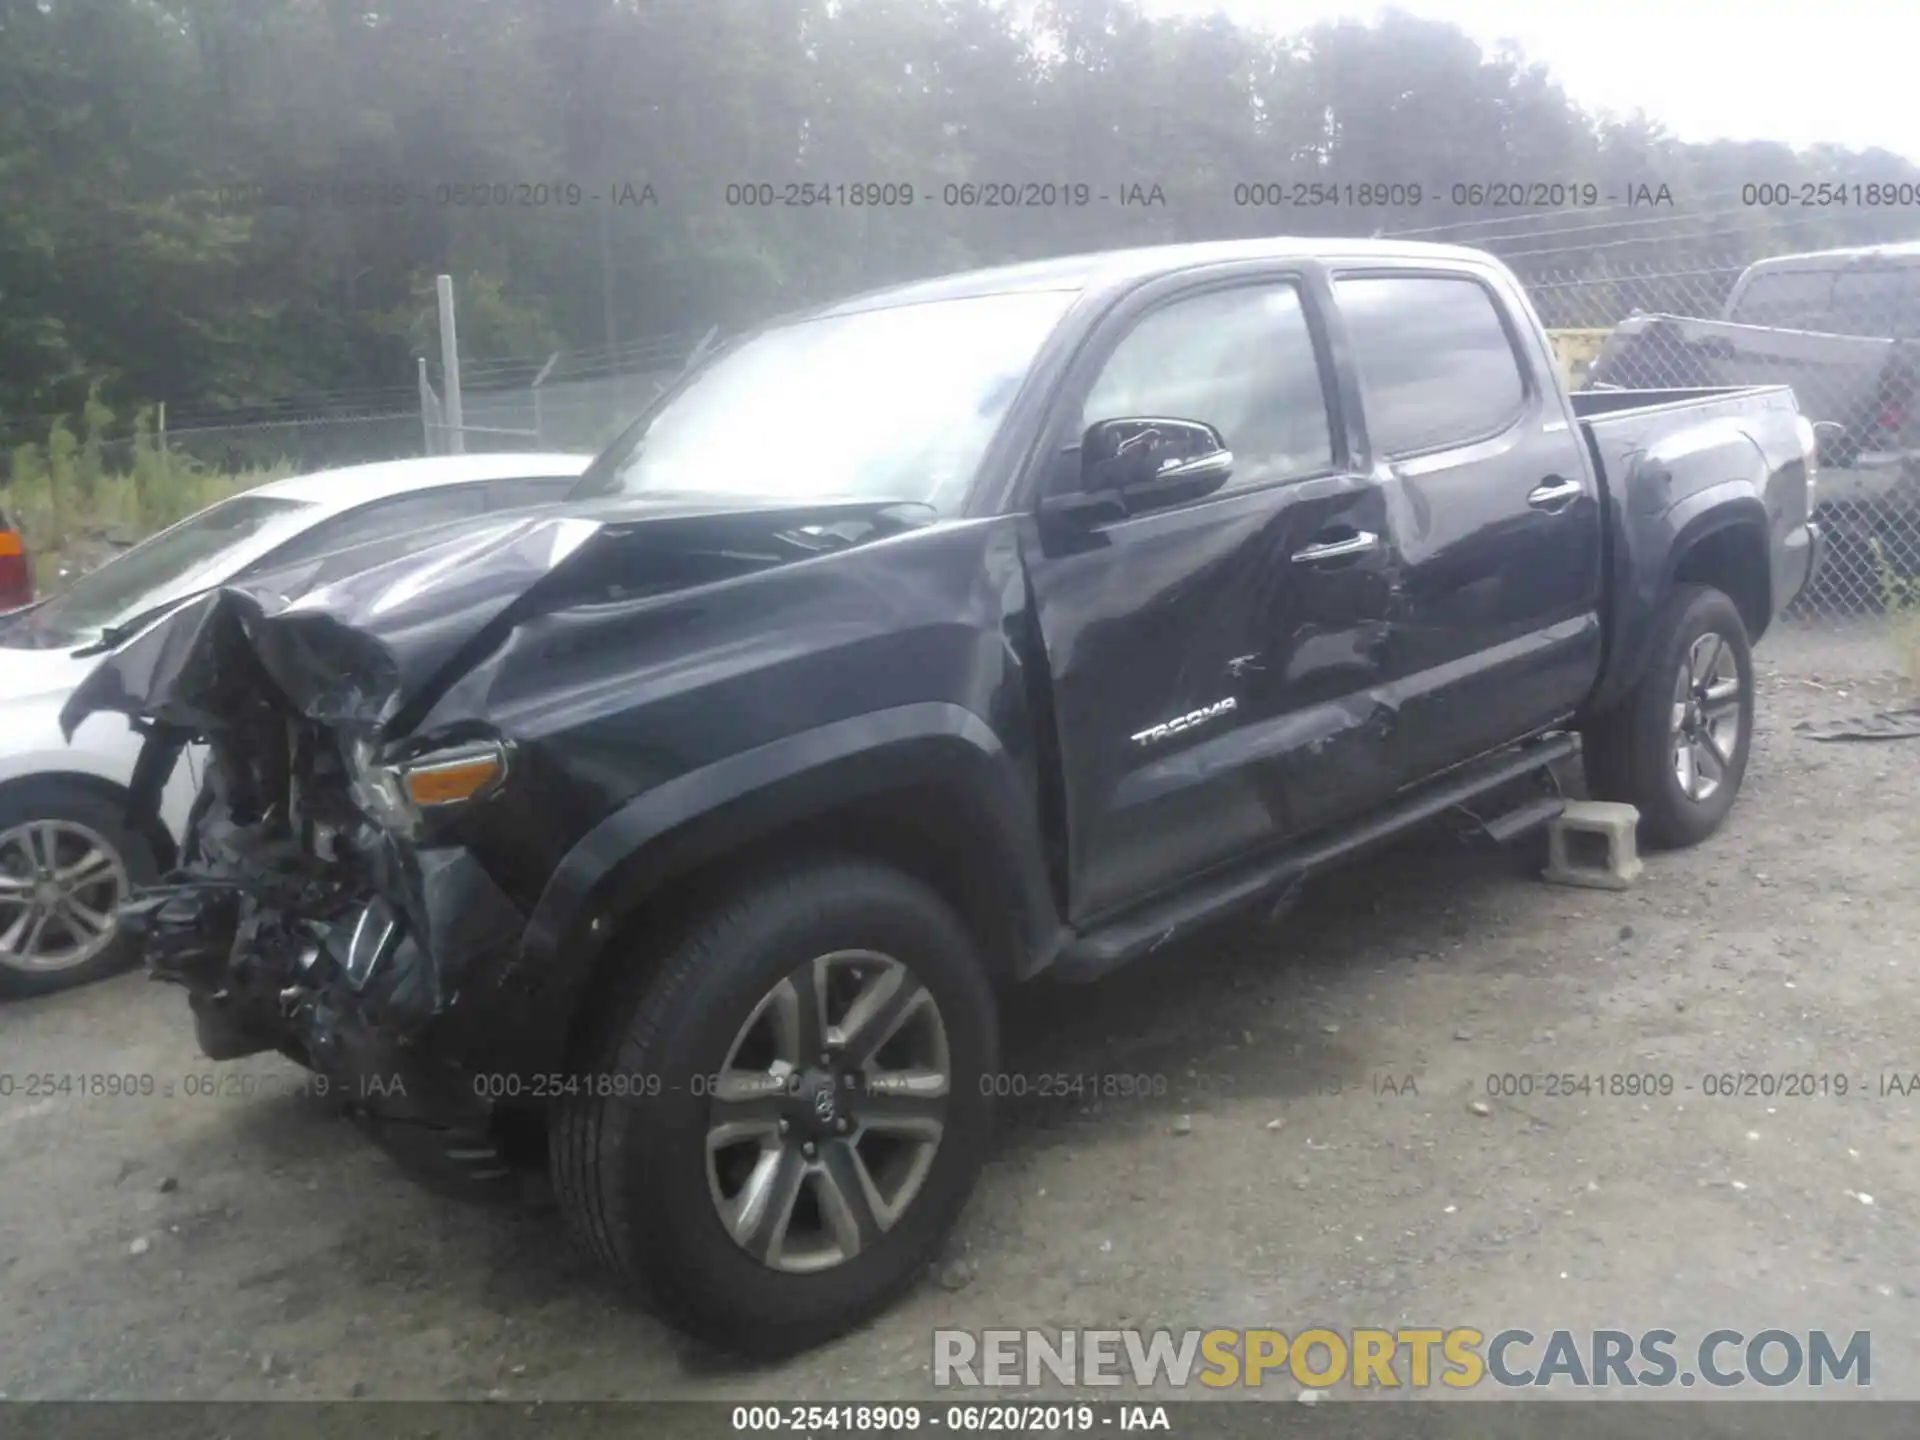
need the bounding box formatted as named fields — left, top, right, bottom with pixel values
left=5, top=397, right=289, bottom=591
left=1877, top=543, right=1920, bottom=691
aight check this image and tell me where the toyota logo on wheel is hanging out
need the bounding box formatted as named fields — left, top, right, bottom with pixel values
left=813, top=1085, right=837, bottom=1123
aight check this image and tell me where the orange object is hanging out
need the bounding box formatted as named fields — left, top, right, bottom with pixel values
left=403, top=753, right=503, bottom=807
left=0, top=520, right=30, bottom=610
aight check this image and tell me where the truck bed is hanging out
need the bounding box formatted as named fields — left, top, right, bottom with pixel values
left=1572, top=383, right=1801, bottom=493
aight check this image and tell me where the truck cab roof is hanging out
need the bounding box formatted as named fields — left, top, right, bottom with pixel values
left=805, top=236, right=1503, bottom=320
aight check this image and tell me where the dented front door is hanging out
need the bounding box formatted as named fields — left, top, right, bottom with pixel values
left=1019, top=265, right=1404, bottom=924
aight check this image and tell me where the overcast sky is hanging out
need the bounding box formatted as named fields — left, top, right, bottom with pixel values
left=1135, top=0, right=1916, bottom=159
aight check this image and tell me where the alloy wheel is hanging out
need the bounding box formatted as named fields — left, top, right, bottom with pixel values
left=0, top=820, right=130, bottom=973
left=1670, top=631, right=1745, bottom=803
left=705, top=949, right=950, bottom=1274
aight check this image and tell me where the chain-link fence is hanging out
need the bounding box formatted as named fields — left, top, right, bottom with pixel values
left=15, top=229, right=1920, bottom=628
left=436, top=327, right=717, bottom=457
left=147, top=333, right=707, bottom=472
left=0, top=327, right=715, bottom=586
left=1503, top=244, right=1920, bottom=620
left=159, top=409, right=429, bottom=472
left=0, top=326, right=718, bottom=485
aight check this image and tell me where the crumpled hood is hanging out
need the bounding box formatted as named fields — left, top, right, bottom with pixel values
left=60, top=492, right=930, bottom=742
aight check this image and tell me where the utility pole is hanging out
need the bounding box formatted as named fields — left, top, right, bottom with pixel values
left=530, top=351, right=560, bottom=445
left=417, top=357, right=438, bottom=455
left=436, top=273, right=465, bottom=454
left=600, top=203, right=618, bottom=357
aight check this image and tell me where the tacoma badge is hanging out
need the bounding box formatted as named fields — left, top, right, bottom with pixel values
left=1130, top=697, right=1238, bottom=747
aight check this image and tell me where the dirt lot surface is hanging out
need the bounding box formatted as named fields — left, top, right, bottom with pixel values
left=0, top=622, right=1914, bottom=1404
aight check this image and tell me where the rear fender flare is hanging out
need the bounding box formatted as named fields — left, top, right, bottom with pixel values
left=1591, top=485, right=1769, bottom=714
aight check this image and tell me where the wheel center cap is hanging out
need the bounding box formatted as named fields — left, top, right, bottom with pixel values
left=34, top=881, right=62, bottom=909
left=791, top=1069, right=842, bottom=1136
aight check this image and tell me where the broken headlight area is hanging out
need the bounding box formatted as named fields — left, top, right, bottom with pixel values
left=343, top=734, right=510, bottom=841
left=118, top=718, right=531, bottom=1129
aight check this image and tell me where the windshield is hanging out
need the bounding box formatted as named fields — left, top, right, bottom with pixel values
left=571, top=290, right=1078, bottom=515
left=6, top=492, right=312, bottom=648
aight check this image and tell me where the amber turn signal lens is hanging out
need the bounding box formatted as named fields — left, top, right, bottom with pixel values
left=403, top=753, right=503, bottom=807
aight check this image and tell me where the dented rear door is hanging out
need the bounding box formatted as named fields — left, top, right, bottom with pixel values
left=1330, top=266, right=1605, bottom=781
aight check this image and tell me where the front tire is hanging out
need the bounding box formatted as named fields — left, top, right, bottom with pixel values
left=0, top=784, right=158, bottom=998
left=550, top=857, right=998, bottom=1356
left=1582, top=584, right=1756, bottom=849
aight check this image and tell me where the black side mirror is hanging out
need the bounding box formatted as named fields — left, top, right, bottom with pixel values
left=1040, top=417, right=1233, bottom=525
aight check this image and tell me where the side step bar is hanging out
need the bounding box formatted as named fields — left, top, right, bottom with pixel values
left=1053, top=732, right=1581, bottom=981
left=1479, top=793, right=1566, bottom=845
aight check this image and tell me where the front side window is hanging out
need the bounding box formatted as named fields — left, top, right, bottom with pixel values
left=1080, top=282, right=1334, bottom=493
left=1336, top=275, right=1527, bottom=457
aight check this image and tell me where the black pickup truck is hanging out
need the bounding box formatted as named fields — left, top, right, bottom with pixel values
left=65, top=238, right=1822, bottom=1355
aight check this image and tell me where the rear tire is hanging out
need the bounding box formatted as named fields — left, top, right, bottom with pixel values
left=550, top=856, right=998, bottom=1357
left=0, top=784, right=158, bottom=998
left=1582, top=584, right=1755, bottom=850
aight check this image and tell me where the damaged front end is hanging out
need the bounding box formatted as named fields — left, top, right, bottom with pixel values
left=87, top=597, right=532, bottom=1161
left=60, top=497, right=936, bottom=1169
left=55, top=511, right=595, bottom=1154
left=117, top=717, right=523, bottom=1095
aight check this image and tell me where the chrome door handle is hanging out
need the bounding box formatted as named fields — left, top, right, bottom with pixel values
left=1291, top=530, right=1379, bottom=564
left=1527, top=476, right=1584, bottom=509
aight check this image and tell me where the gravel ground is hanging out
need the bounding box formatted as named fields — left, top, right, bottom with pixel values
left=0, top=621, right=1914, bottom=1404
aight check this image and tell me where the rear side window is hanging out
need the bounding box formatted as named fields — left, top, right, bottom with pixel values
left=1727, top=268, right=1838, bottom=328
left=1826, top=268, right=1920, bottom=339
left=1335, top=275, right=1526, bottom=457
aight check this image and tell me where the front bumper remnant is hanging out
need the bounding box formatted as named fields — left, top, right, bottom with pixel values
left=121, top=822, right=534, bottom=1175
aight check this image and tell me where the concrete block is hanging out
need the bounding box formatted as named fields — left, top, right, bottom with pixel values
left=1541, top=800, right=1642, bottom=890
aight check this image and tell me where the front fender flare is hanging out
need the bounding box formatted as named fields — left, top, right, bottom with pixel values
left=510, top=703, right=1064, bottom=1072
